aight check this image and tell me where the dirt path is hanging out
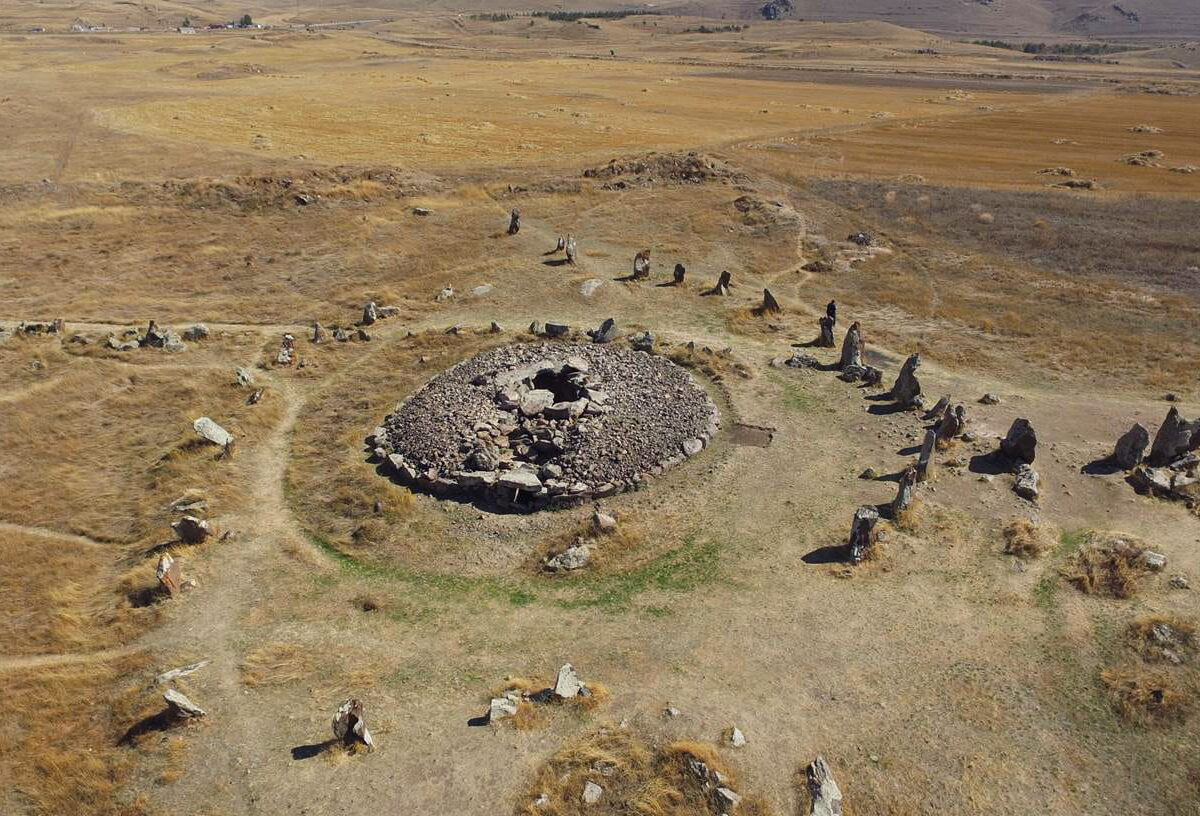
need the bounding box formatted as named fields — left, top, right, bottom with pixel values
left=0, top=520, right=105, bottom=549
left=0, top=646, right=141, bottom=675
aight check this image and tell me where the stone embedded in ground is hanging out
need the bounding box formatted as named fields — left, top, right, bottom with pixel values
left=582, top=781, right=603, bottom=804
left=490, top=321, right=503, bottom=334
left=156, top=553, right=183, bottom=594
left=707, top=270, right=732, bottom=296
left=193, top=417, right=233, bottom=447
left=1000, top=418, right=1038, bottom=464
left=718, top=787, right=742, bottom=808
left=361, top=301, right=378, bottom=325
left=889, top=353, right=922, bottom=407
left=332, top=698, right=375, bottom=750
left=924, top=395, right=950, bottom=420
left=589, top=318, right=618, bottom=344
left=276, top=333, right=296, bottom=366
left=817, top=315, right=836, bottom=348
left=838, top=322, right=864, bottom=370
left=554, top=663, right=583, bottom=699
left=489, top=694, right=519, bottom=722
left=436, top=285, right=454, bottom=302
left=729, top=727, right=747, bottom=747
left=917, top=429, right=937, bottom=481
left=375, top=343, right=718, bottom=509
left=760, top=288, right=782, bottom=314
left=892, top=464, right=917, bottom=516
left=543, top=543, right=590, bottom=571
left=545, top=323, right=570, bottom=338
left=1148, top=407, right=1199, bottom=466
left=507, top=207, right=521, bottom=235
left=593, top=510, right=617, bottom=532
left=565, top=235, right=578, bottom=265
left=1141, top=550, right=1168, bottom=571
left=936, top=404, right=967, bottom=440
left=155, top=659, right=211, bottom=686
left=1014, top=463, right=1040, bottom=501
left=848, top=506, right=880, bottom=564
left=164, top=688, right=206, bottom=719
left=979, top=393, right=1001, bottom=405
left=806, top=756, right=843, bottom=816
left=182, top=324, right=209, bottom=341
left=312, top=322, right=326, bottom=343
left=1113, top=423, right=1151, bottom=469
left=673, top=263, right=686, bottom=285
left=172, top=515, right=210, bottom=544
left=235, top=367, right=255, bottom=388
left=632, top=249, right=651, bottom=279
left=631, top=331, right=654, bottom=352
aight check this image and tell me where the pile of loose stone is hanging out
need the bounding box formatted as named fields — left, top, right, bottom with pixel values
left=371, top=343, right=719, bottom=509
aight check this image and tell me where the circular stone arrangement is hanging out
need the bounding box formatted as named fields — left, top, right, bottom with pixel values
left=369, top=343, right=720, bottom=509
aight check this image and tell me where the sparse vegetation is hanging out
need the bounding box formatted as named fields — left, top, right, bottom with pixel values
left=1002, top=518, right=1053, bottom=559
left=1063, top=533, right=1151, bottom=598
left=1100, top=667, right=1189, bottom=725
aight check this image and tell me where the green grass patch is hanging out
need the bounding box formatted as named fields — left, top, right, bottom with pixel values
left=770, top=372, right=814, bottom=412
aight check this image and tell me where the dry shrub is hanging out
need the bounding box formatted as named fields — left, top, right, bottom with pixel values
left=1100, top=667, right=1189, bottom=725
left=1128, top=615, right=1197, bottom=663
left=1063, top=533, right=1149, bottom=598
left=540, top=513, right=647, bottom=574
left=1002, top=518, right=1053, bottom=560
left=893, top=498, right=923, bottom=534
left=666, top=342, right=752, bottom=381
left=490, top=676, right=611, bottom=729
left=513, top=728, right=775, bottom=816
left=240, top=642, right=318, bottom=687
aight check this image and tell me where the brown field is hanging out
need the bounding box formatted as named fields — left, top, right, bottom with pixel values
left=2, top=8, right=1199, bottom=816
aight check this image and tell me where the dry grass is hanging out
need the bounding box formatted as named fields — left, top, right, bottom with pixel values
left=239, top=642, right=319, bottom=688
left=489, top=676, right=612, bottom=730
left=513, top=728, right=774, bottom=816
left=1099, top=667, right=1190, bottom=725
left=0, top=653, right=153, bottom=816
left=1001, top=518, right=1054, bottom=560
left=892, top=498, right=924, bottom=534
left=1063, top=533, right=1150, bottom=599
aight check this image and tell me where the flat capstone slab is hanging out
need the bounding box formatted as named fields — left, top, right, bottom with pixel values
left=370, top=343, right=719, bottom=509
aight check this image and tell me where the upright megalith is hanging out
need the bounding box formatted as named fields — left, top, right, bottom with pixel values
left=759, top=289, right=782, bottom=315
left=588, top=318, right=618, bottom=344
left=565, top=235, right=578, bottom=265
left=838, top=322, right=864, bottom=370
left=848, top=506, right=879, bottom=564
left=916, top=428, right=937, bottom=481
left=706, top=270, right=732, bottom=296
left=1000, top=418, right=1038, bottom=464
left=1148, top=407, right=1199, bottom=466
left=935, top=404, right=967, bottom=440
left=889, top=353, right=922, bottom=407
left=672, top=263, right=686, bottom=285
left=817, top=315, right=836, bottom=348
left=806, top=756, right=843, bottom=816
left=332, top=698, right=375, bottom=750
left=1112, top=423, right=1150, bottom=469
left=892, top=463, right=917, bottom=517
left=632, top=250, right=651, bottom=280
left=361, top=301, right=378, bottom=326
left=507, top=207, right=521, bottom=235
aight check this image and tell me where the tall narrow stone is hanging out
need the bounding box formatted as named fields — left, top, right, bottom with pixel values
left=889, top=353, right=922, bottom=407
left=838, top=322, right=864, bottom=370
left=1112, top=422, right=1150, bottom=469
left=848, top=506, right=879, bottom=564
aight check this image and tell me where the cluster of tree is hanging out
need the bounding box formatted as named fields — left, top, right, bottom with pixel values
left=468, top=13, right=515, bottom=22
left=685, top=24, right=749, bottom=33
left=972, top=39, right=1132, bottom=55
left=532, top=9, right=661, bottom=22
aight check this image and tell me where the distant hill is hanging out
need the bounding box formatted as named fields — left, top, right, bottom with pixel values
left=722, top=0, right=1200, bottom=37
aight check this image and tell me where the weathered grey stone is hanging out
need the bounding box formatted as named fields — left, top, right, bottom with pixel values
left=1113, top=423, right=1150, bottom=469
left=154, top=659, right=211, bottom=686
left=582, top=781, right=603, bottom=804
left=545, top=323, right=570, bottom=338
left=489, top=695, right=518, bottom=722
left=332, top=698, right=374, bottom=749
left=1148, top=407, right=1199, bottom=466
left=924, top=395, right=950, bottom=420
left=107, top=335, right=139, bottom=352
left=1014, top=463, right=1040, bottom=501
left=806, top=756, right=843, bottom=816
left=554, top=663, right=582, bottom=699
left=673, top=263, right=686, bottom=285
left=156, top=553, right=182, bottom=595
left=312, top=322, right=326, bottom=343
left=193, top=417, right=233, bottom=447
left=979, top=393, right=1001, bottom=405
left=729, top=727, right=747, bottom=747
left=717, top=787, right=742, bottom=808
left=164, top=688, right=206, bottom=719
left=631, top=331, right=654, bottom=352
left=507, top=207, right=521, bottom=235
left=889, top=353, right=922, bottom=406
left=892, top=464, right=917, bottom=517
left=1000, top=418, right=1038, bottom=464
left=1141, top=550, right=1167, bottom=571
left=838, top=322, right=864, bottom=370
left=848, top=506, right=879, bottom=564
left=498, top=469, right=543, bottom=492
left=760, top=288, right=782, bottom=314
left=936, top=404, right=967, bottom=440
left=361, top=301, right=378, bottom=325
left=182, top=324, right=209, bottom=341
left=916, top=429, right=937, bottom=482
left=235, top=367, right=255, bottom=388
left=544, top=544, right=590, bottom=571
left=589, top=318, right=618, bottom=344
left=682, top=438, right=704, bottom=456
left=520, top=389, right=557, bottom=416
left=632, top=249, right=651, bottom=279
left=817, top=315, right=836, bottom=348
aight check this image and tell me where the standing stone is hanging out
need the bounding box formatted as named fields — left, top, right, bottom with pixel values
left=707, top=270, right=732, bottom=296
left=172, top=515, right=210, bottom=544
left=935, top=404, right=966, bottom=440
left=633, top=250, right=651, bottom=279
left=760, top=289, right=782, bottom=315
left=1148, top=407, right=1199, bottom=466
left=1113, top=423, right=1150, bottom=469
left=892, top=464, right=917, bottom=517
left=817, top=315, right=836, bottom=348
left=565, top=235, right=578, bottom=265
left=507, top=207, right=521, bottom=235
left=141, top=320, right=167, bottom=348
left=1000, top=418, right=1038, bottom=464
left=551, top=236, right=566, bottom=254
left=1014, top=463, right=1040, bottom=501
left=631, top=331, right=654, bottom=352
left=838, top=322, right=864, bottom=370
left=312, top=322, right=326, bottom=344
left=848, top=506, right=879, bottom=564
left=588, top=318, right=618, bottom=344
left=673, top=263, right=686, bottom=285
left=916, top=428, right=937, bottom=481
left=332, top=698, right=375, bottom=750
left=361, top=301, right=378, bottom=326
left=156, top=553, right=182, bottom=595
left=553, top=663, right=582, bottom=699
left=924, top=395, right=950, bottom=420
left=889, top=353, right=922, bottom=407
left=164, top=689, right=206, bottom=719
left=806, top=756, right=843, bottom=816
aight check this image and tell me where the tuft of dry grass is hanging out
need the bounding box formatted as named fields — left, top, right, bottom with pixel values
left=1063, top=533, right=1150, bottom=598
left=1002, top=518, right=1053, bottom=560
left=239, top=642, right=318, bottom=688
left=893, top=498, right=924, bottom=534
left=1100, top=667, right=1189, bottom=725
left=513, top=728, right=775, bottom=816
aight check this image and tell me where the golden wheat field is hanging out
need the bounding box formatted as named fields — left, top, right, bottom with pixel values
left=1, top=7, right=1198, bottom=816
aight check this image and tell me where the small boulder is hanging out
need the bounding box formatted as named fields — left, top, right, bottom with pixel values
left=806, top=756, right=843, bottom=816
left=1000, top=418, right=1037, bottom=464
left=1112, top=423, right=1150, bottom=469
left=554, top=663, right=583, bottom=699
left=171, top=515, right=210, bottom=544
left=1013, top=463, right=1039, bottom=501
left=164, top=689, right=206, bottom=719
left=582, top=781, right=603, bottom=805
left=182, top=324, right=209, bottom=341
left=193, top=417, right=233, bottom=448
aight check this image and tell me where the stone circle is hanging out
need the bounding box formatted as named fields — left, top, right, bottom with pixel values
left=371, top=343, right=719, bottom=509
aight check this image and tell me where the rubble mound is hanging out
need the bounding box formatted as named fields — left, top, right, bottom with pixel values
left=373, top=343, right=719, bottom=509
left=583, top=151, right=747, bottom=189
